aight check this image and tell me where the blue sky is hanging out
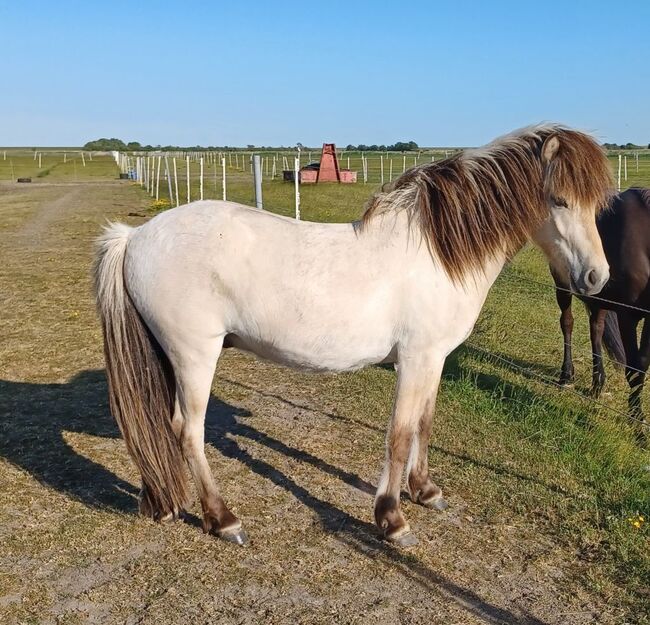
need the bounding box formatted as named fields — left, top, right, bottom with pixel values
left=1, top=1, right=648, bottom=147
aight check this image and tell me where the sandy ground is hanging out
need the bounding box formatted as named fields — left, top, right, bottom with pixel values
left=0, top=181, right=631, bottom=624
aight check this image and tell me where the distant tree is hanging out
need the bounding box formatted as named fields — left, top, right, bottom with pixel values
left=126, top=141, right=142, bottom=150
left=342, top=141, right=419, bottom=151
left=83, top=138, right=127, bottom=150
left=603, top=141, right=644, bottom=150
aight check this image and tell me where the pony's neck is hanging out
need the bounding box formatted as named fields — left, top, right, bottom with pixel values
left=361, top=137, right=553, bottom=285
left=365, top=194, right=524, bottom=291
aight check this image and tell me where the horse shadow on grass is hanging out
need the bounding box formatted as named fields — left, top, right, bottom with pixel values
left=202, top=398, right=549, bottom=624
left=0, top=370, right=137, bottom=513
left=0, top=369, right=548, bottom=624
left=0, top=371, right=544, bottom=625
left=218, top=346, right=576, bottom=498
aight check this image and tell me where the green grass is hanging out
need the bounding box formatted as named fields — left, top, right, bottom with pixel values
left=1, top=145, right=648, bottom=621
left=0, top=150, right=119, bottom=182
left=135, top=150, right=650, bottom=220
left=126, top=149, right=650, bottom=614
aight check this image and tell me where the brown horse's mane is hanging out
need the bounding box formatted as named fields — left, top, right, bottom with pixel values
left=361, top=124, right=614, bottom=283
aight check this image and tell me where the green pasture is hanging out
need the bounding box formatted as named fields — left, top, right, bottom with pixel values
left=1, top=145, right=648, bottom=619
left=120, top=148, right=650, bottom=613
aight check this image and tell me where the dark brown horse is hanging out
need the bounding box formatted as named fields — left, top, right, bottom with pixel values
left=552, top=187, right=650, bottom=439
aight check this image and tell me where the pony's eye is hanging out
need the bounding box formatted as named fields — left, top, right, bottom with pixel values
left=552, top=196, right=568, bottom=207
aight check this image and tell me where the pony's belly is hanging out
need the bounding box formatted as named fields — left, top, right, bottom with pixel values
left=225, top=332, right=395, bottom=373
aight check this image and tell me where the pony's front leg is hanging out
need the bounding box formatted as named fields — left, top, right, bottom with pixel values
left=589, top=308, right=607, bottom=397
left=374, top=354, right=444, bottom=546
left=406, top=372, right=448, bottom=512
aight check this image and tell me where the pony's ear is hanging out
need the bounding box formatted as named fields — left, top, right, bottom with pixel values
left=541, top=135, right=560, bottom=164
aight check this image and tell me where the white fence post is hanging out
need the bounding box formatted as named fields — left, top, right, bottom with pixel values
left=164, top=157, right=173, bottom=204
left=294, top=156, right=300, bottom=220
left=200, top=157, right=204, bottom=200
left=222, top=157, right=227, bottom=200
left=253, top=155, right=263, bottom=209
left=186, top=156, right=191, bottom=203
left=155, top=156, right=161, bottom=200
left=173, top=157, right=179, bottom=206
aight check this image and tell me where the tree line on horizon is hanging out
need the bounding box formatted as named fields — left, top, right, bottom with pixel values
left=83, top=137, right=650, bottom=152
left=82, top=138, right=423, bottom=152
left=602, top=142, right=650, bottom=150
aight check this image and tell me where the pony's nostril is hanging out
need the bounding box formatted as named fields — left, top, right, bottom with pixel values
left=585, top=269, right=598, bottom=288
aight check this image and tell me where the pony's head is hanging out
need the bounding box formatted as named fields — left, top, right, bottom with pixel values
left=362, top=124, right=613, bottom=293
left=532, top=128, right=612, bottom=295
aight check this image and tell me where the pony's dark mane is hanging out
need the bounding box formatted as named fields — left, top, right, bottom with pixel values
left=361, top=124, right=613, bottom=283
left=628, top=186, right=650, bottom=209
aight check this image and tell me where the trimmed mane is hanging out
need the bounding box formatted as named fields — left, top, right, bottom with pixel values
left=361, top=124, right=614, bottom=284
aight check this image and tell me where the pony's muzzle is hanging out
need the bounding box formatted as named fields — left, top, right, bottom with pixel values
left=573, top=265, right=609, bottom=295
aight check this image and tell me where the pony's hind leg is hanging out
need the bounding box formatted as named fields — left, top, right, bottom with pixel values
left=617, top=312, right=648, bottom=443
left=631, top=318, right=650, bottom=442
left=173, top=339, right=247, bottom=544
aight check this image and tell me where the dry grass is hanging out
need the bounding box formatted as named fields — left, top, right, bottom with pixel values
left=0, top=160, right=648, bottom=624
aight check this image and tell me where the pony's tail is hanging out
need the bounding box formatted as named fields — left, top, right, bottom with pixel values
left=93, top=223, right=189, bottom=518
left=602, top=310, right=626, bottom=370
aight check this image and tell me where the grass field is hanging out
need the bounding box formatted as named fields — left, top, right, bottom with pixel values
left=0, top=149, right=648, bottom=624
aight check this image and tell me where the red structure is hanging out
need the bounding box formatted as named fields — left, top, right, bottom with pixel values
left=297, top=143, right=357, bottom=184
left=317, top=143, right=340, bottom=182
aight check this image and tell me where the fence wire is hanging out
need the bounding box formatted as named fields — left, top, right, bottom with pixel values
left=466, top=342, right=648, bottom=430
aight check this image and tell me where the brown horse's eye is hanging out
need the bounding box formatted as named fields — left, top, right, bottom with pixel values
left=552, top=196, right=568, bottom=207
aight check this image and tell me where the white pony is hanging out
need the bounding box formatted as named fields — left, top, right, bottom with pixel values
left=94, top=124, right=612, bottom=546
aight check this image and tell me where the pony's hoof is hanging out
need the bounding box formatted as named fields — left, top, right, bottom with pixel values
left=219, top=528, right=248, bottom=546
left=386, top=531, right=419, bottom=548
left=559, top=380, right=574, bottom=388
left=159, top=508, right=183, bottom=523
left=420, top=494, right=448, bottom=511
left=590, top=386, right=604, bottom=399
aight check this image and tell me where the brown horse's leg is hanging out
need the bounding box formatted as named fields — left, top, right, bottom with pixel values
left=617, top=312, right=644, bottom=420
left=406, top=383, right=447, bottom=511
left=631, top=318, right=650, bottom=418
left=174, top=344, right=246, bottom=544
left=556, top=286, right=575, bottom=385
left=634, top=319, right=650, bottom=444
left=589, top=308, right=607, bottom=397
left=374, top=355, right=443, bottom=546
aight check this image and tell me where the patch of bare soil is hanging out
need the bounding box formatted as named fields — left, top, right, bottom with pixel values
left=0, top=181, right=629, bottom=624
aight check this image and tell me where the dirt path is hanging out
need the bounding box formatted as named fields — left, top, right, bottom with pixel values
left=0, top=181, right=625, bottom=624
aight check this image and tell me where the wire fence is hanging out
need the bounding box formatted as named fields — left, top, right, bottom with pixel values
left=7, top=148, right=645, bottom=432
left=472, top=270, right=650, bottom=431
left=114, top=149, right=650, bottom=433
